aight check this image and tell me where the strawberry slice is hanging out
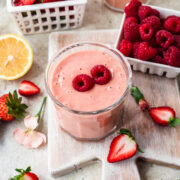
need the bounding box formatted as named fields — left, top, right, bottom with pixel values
left=130, top=86, right=149, bottom=111
left=19, top=80, right=40, bottom=97
left=107, top=129, right=143, bottom=163
left=149, top=106, right=180, bottom=127
left=9, top=166, right=39, bottom=180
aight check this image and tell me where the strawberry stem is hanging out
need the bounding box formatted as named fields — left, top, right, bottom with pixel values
left=169, top=118, right=180, bottom=127
left=36, top=96, right=47, bottom=123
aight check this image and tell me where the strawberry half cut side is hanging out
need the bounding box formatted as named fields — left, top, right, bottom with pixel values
left=19, top=80, right=40, bottom=97
left=149, top=106, right=180, bottom=127
left=107, top=128, right=143, bottom=163
left=130, top=86, right=150, bottom=111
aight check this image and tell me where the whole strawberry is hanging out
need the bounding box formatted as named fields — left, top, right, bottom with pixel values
left=9, top=166, right=39, bottom=180
left=14, top=0, right=35, bottom=6
left=0, top=90, right=28, bottom=122
left=107, top=128, right=143, bottom=163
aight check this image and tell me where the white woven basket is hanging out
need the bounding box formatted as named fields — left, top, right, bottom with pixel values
left=7, top=0, right=87, bottom=34
left=115, top=5, right=180, bottom=78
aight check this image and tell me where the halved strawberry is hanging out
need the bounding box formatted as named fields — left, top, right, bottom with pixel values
left=19, top=80, right=40, bottom=97
left=9, top=166, right=39, bottom=180
left=149, top=106, right=180, bottom=127
left=130, top=86, right=149, bottom=111
left=107, top=129, right=143, bottom=163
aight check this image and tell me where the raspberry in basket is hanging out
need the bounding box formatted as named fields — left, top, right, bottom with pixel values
left=124, top=0, right=142, bottom=18
left=141, top=16, right=161, bottom=31
left=164, top=46, right=180, bottom=67
left=164, top=16, right=180, bottom=34
left=139, top=23, right=154, bottom=41
left=137, top=42, right=157, bottom=61
left=174, top=35, right=180, bottom=48
left=156, top=30, right=174, bottom=49
left=118, top=40, right=133, bottom=56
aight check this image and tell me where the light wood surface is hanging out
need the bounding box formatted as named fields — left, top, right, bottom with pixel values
left=48, top=30, right=180, bottom=180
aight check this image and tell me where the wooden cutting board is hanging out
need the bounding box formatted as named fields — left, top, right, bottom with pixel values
left=48, top=30, right=180, bottom=180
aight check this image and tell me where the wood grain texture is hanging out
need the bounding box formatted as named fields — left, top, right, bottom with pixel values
left=48, top=30, right=180, bottom=180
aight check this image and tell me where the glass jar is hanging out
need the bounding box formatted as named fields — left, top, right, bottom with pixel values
left=45, top=42, right=132, bottom=141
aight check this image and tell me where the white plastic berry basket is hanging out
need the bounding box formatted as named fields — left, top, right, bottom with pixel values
left=7, top=0, right=87, bottom=34
left=115, top=5, right=180, bottom=78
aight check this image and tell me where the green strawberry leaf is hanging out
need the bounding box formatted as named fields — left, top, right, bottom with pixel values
left=130, top=86, right=145, bottom=104
left=169, top=118, right=180, bottom=127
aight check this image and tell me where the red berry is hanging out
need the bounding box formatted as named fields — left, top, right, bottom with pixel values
left=138, top=6, right=159, bottom=21
left=153, top=56, right=167, bottom=65
left=137, top=42, right=157, bottom=61
left=147, top=38, right=158, bottom=48
left=139, top=23, right=154, bottom=41
left=0, top=94, right=15, bottom=122
left=156, top=30, right=174, bottom=49
left=19, top=0, right=35, bottom=5
left=132, top=42, right=140, bottom=58
left=141, top=16, right=161, bottom=31
left=164, top=46, right=180, bottom=67
left=118, top=39, right=133, bottom=56
left=124, top=22, right=139, bottom=42
left=124, top=17, right=138, bottom=26
left=164, top=16, right=180, bottom=34
left=124, top=0, right=142, bottom=18
left=174, top=35, right=180, bottom=48
left=91, top=65, right=111, bottom=85
left=72, top=74, right=94, bottom=92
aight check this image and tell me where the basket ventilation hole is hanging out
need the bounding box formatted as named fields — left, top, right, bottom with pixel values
left=43, top=26, right=48, bottom=30
left=70, top=23, right=75, bottom=27
left=34, top=27, right=40, bottom=32
left=31, top=11, right=36, bottom=16
left=40, top=9, right=46, bottom=14
left=61, top=23, right=66, bottom=28
left=59, top=7, right=65, bottom=12
left=162, top=71, right=167, bottom=77
left=146, top=68, right=150, bottom=74
left=69, top=15, right=75, bottom=19
left=33, top=19, right=38, bottom=24
left=130, top=65, right=134, bottom=70
left=52, top=24, right=57, bottom=29
left=42, top=17, right=47, bottom=23
left=50, top=8, right=55, bottom=13
left=26, top=28, right=31, bottom=33
left=51, top=17, right=56, bottom=22
left=22, top=12, right=28, bottom=17
left=60, top=16, right=66, bottom=20
left=69, top=6, right=74, bottom=11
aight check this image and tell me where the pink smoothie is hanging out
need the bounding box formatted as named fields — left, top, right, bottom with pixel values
left=49, top=50, right=128, bottom=139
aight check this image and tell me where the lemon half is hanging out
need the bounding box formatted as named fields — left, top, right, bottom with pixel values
left=0, top=34, right=33, bottom=80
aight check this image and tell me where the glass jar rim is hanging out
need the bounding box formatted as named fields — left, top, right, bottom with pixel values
left=45, top=42, right=132, bottom=115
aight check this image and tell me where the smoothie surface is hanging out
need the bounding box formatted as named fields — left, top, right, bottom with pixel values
left=51, top=50, right=127, bottom=111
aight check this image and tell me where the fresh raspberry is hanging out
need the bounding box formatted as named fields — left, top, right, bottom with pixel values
left=124, top=22, right=139, bottom=42
left=138, top=6, right=159, bottom=21
left=72, top=74, right=94, bottom=92
left=139, top=23, right=154, bottom=41
left=174, top=35, right=180, bottom=48
left=132, top=42, right=140, bottom=58
left=124, top=17, right=138, bottom=26
left=153, top=56, right=167, bottom=65
left=164, top=46, right=180, bottom=67
left=91, top=65, right=111, bottom=85
left=137, top=42, right=157, bottom=60
left=118, top=39, right=133, bottom=56
left=141, top=16, right=161, bottom=31
left=14, top=0, right=23, bottom=6
left=124, top=0, right=142, bottom=18
left=156, top=30, right=174, bottom=49
left=164, top=16, right=180, bottom=34
left=147, top=38, right=158, bottom=48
